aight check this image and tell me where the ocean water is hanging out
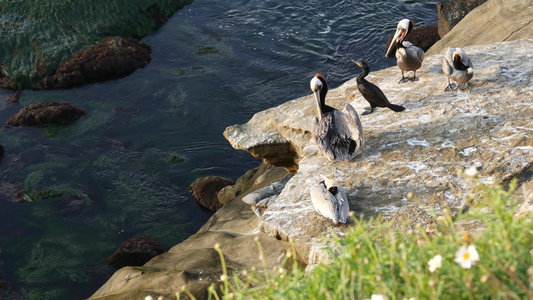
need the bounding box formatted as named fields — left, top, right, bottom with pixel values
left=0, top=0, right=437, bottom=298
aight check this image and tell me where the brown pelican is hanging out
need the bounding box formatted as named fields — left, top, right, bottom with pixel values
left=442, top=47, right=474, bottom=91
left=386, top=19, right=425, bottom=83
left=309, top=175, right=350, bottom=224
left=352, top=60, right=406, bottom=115
left=310, top=73, right=364, bottom=161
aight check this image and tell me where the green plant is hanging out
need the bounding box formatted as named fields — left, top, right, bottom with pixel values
left=197, top=178, right=532, bottom=299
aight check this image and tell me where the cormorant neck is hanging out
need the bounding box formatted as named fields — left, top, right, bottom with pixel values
left=357, top=66, right=369, bottom=82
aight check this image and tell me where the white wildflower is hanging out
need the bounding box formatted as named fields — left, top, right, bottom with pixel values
left=454, top=245, right=480, bottom=269
left=427, top=254, right=442, bottom=273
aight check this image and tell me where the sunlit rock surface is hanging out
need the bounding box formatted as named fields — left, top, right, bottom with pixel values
left=428, top=0, right=533, bottom=56
left=225, top=39, right=533, bottom=264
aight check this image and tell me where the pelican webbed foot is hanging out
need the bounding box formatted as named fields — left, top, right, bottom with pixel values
left=444, top=83, right=458, bottom=92
left=410, top=71, right=419, bottom=82
left=458, top=82, right=470, bottom=91
left=398, top=76, right=410, bottom=84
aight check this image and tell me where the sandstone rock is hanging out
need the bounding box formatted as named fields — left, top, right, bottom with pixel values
left=217, top=168, right=258, bottom=205
left=41, top=37, right=151, bottom=89
left=7, top=101, right=85, bottom=127
left=106, top=236, right=165, bottom=269
left=190, top=177, right=235, bottom=212
left=437, top=0, right=488, bottom=38
left=385, top=25, right=440, bottom=57
left=90, top=164, right=291, bottom=300
left=225, top=39, right=533, bottom=265
left=427, top=0, right=533, bottom=56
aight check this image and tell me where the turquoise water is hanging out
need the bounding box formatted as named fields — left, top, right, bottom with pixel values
left=0, top=0, right=437, bottom=298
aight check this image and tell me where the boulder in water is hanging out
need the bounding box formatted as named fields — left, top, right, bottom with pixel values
left=7, top=101, right=85, bottom=127
left=106, top=236, right=165, bottom=269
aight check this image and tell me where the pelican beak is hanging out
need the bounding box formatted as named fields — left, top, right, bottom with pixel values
left=385, top=27, right=405, bottom=57
left=312, top=82, right=323, bottom=118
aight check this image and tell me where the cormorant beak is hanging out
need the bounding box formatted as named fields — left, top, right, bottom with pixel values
left=351, top=60, right=363, bottom=68
left=385, top=27, right=405, bottom=57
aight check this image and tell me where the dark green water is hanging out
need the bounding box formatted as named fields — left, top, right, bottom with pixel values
left=0, top=0, right=437, bottom=298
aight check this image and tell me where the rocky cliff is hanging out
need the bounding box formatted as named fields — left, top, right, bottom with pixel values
left=428, top=0, right=533, bottom=56
left=224, top=38, right=533, bottom=265
left=89, top=0, right=533, bottom=298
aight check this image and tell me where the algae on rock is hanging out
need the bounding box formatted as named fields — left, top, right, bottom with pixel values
left=0, top=0, right=194, bottom=89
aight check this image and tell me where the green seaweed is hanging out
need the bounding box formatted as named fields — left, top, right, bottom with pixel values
left=22, top=189, right=62, bottom=203
left=197, top=46, right=219, bottom=55
left=169, top=153, right=185, bottom=163
left=0, top=0, right=194, bottom=89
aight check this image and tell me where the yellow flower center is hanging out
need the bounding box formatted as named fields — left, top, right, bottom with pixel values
left=463, top=252, right=470, bottom=260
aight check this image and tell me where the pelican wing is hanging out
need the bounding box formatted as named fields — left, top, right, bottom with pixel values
left=402, top=41, right=425, bottom=62
left=442, top=48, right=455, bottom=76
left=335, top=185, right=350, bottom=223
left=343, top=103, right=364, bottom=147
left=310, top=185, right=340, bottom=224
left=327, top=108, right=362, bottom=161
left=313, top=115, right=335, bottom=161
left=414, top=45, right=425, bottom=62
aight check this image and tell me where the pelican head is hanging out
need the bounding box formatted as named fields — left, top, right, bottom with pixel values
left=452, top=50, right=471, bottom=71
left=319, top=174, right=338, bottom=193
left=310, top=175, right=350, bottom=224
left=310, top=74, right=328, bottom=119
left=443, top=47, right=474, bottom=91
left=386, top=19, right=414, bottom=57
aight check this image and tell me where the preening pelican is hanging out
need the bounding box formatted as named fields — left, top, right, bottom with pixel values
left=310, top=73, right=364, bottom=161
left=386, top=19, right=425, bottom=83
left=352, top=60, right=405, bottom=115
left=442, top=47, right=474, bottom=92
left=310, top=175, right=350, bottom=224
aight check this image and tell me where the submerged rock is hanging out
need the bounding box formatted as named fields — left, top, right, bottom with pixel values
left=190, top=177, right=235, bottom=212
left=41, top=37, right=151, bottom=89
left=7, top=101, right=85, bottom=127
left=7, top=91, right=22, bottom=103
left=106, top=236, right=165, bottom=269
